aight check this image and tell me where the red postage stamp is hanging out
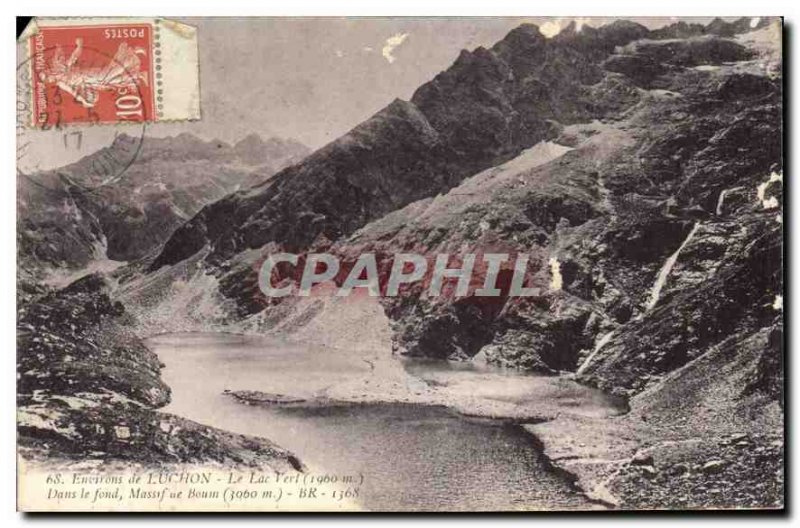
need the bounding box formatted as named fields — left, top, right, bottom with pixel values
left=29, top=23, right=155, bottom=127
left=22, top=18, right=200, bottom=127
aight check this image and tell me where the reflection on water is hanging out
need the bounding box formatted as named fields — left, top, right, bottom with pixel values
left=148, top=333, right=597, bottom=511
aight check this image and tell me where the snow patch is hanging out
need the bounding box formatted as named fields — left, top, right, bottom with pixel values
left=18, top=406, right=79, bottom=440
left=576, top=331, right=615, bottom=376
left=646, top=223, right=700, bottom=311
left=43, top=257, right=127, bottom=290
left=51, top=395, right=99, bottom=410
left=540, top=20, right=562, bottom=38
left=773, top=295, right=783, bottom=311
left=403, top=140, right=573, bottom=223
left=549, top=257, right=563, bottom=291
left=756, top=171, right=782, bottom=209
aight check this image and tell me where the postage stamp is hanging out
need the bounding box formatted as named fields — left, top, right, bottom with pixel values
left=19, top=18, right=199, bottom=127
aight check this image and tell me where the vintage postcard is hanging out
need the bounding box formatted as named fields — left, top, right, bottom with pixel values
left=16, top=16, right=783, bottom=512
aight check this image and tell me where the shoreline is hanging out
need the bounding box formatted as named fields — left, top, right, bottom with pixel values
left=196, top=324, right=630, bottom=510
left=223, top=386, right=616, bottom=509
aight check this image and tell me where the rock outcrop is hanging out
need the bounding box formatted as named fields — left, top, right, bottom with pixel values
left=17, top=274, right=301, bottom=470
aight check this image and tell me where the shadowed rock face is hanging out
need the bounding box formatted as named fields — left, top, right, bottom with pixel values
left=142, top=19, right=781, bottom=397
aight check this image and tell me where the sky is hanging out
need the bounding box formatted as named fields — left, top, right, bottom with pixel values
left=18, top=17, right=744, bottom=171
left=156, top=17, right=535, bottom=147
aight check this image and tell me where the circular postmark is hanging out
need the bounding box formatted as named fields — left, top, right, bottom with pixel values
left=17, top=42, right=148, bottom=194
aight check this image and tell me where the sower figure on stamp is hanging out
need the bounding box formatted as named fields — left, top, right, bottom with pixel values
left=46, top=38, right=148, bottom=108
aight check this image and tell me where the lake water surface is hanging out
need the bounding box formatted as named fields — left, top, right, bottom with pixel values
left=148, top=332, right=614, bottom=511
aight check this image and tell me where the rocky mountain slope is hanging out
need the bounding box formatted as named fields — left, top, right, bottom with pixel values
left=148, top=20, right=659, bottom=271
left=18, top=133, right=309, bottom=280
left=17, top=273, right=302, bottom=471
left=140, top=19, right=781, bottom=375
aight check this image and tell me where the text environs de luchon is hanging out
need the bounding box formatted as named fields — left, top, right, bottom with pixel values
left=258, top=252, right=560, bottom=298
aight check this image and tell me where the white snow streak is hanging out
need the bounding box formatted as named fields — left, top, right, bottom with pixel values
left=757, top=171, right=782, bottom=210
left=646, top=223, right=700, bottom=311
left=773, top=295, right=783, bottom=311
left=576, top=331, right=615, bottom=376
left=549, top=258, right=563, bottom=291
left=716, top=186, right=742, bottom=215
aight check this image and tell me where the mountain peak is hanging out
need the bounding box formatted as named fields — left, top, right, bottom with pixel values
left=111, top=132, right=136, bottom=147
left=233, top=133, right=309, bottom=166
left=596, top=20, right=649, bottom=46
left=558, top=20, right=579, bottom=36
left=174, top=131, right=204, bottom=143
left=511, top=23, right=545, bottom=38
left=234, top=133, right=266, bottom=149
left=493, top=23, right=546, bottom=52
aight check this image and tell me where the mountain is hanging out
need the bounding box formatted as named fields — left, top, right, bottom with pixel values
left=232, top=133, right=308, bottom=168
left=17, top=132, right=310, bottom=279
left=84, top=18, right=786, bottom=508
left=149, top=21, right=655, bottom=271
left=649, top=16, right=770, bottom=39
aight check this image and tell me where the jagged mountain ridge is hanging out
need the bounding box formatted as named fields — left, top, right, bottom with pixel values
left=150, top=20, right=663, bottom=270
left=147, top=18, right=770, bottom=278
left=17, top=132, right=310, bottom=275
left=649, top=16, right=771, bottom=40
